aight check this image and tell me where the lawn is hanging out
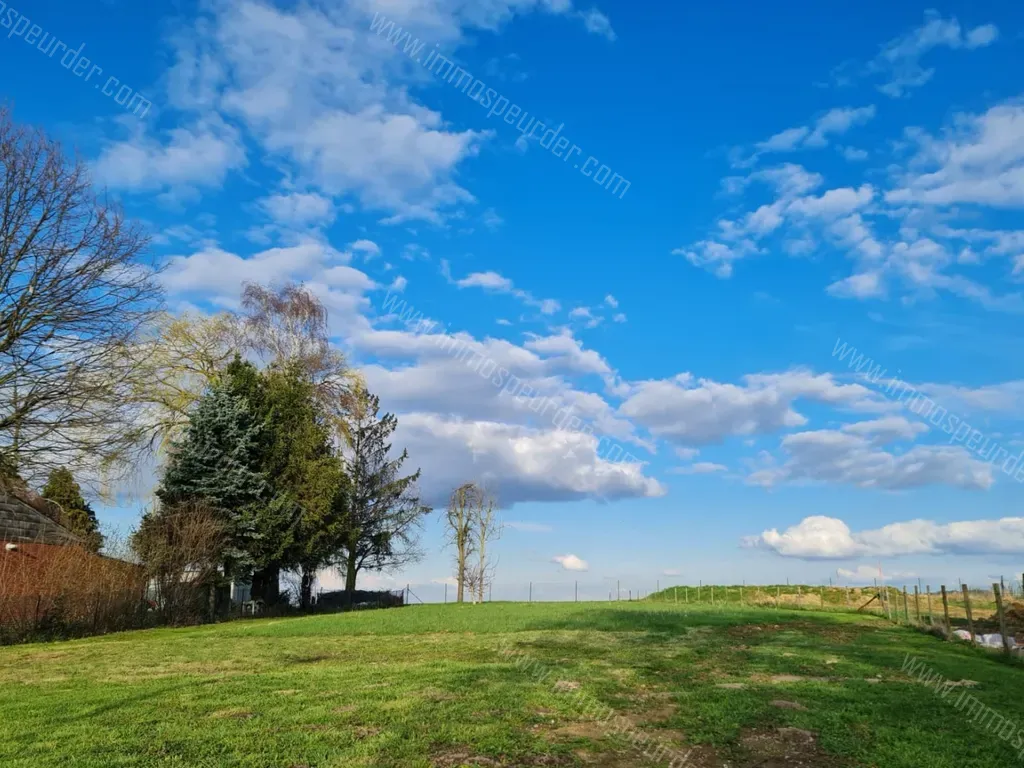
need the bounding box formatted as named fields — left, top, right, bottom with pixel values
left=1, top=602, right=1022, bottom=767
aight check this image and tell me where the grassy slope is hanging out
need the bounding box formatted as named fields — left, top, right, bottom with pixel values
left=1, top=603, right=1022, bottom=767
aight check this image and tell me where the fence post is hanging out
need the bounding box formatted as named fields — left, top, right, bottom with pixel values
left=674, top=586, right=678, bottom=604
left=529, top=582, right=532, bottom=603
left=711, top=585, right=715, bottom=605
left=740, top=584, right=744, bottom=604
left=994, top=583, right=1011, bottom=656
left=926, top=586, right=933, bottom=625
left=575, top=581, right=578, bottom=603
left=617, top=580, right=620, bottom=601
left=444, top=583, right=447, bottom=604
left=776, top=585, right=780, bottom=609
left=962, top=585, right=975, bottom=644
left=940, top=586, right=950, bottom=633
left=902, top=587, right=909, bottom=623
left=629, top=590, right=632, bottom=602
left=913, top=586, right=921, bottom=624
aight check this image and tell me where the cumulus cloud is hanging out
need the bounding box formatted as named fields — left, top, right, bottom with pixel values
left=125, top=0, right=620, bottom=222
left=553, top=554, right=589, bottom=571
left=744, top=515, right=1024, bottom=558
left=887, top=103, right=1024, bottom=209
left=92, top=118, right=246, bottom=196
left=259, top=191, right=335, bottom=227
left=391, top=412, right=664, bottom=507
left=619, top=369, right=885, bottom=446
left=746, top=428, right=994, bottom=491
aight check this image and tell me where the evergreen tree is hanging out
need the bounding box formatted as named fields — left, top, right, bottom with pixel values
left=337, top=389, right=429, bottom=604
left=41, top=467, right=103, bottom=552
left=157, top=382, right=268, bottom=577
left=262, top=363, right=348, bottom=608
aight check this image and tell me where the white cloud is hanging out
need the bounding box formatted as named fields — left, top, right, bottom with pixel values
left=806, top=106, right=877, bottom=147
left=578, top=8, right=616, bottom=41
left=619, top=369, right=884, bottom=446
left=458, top=271, right=515, bottom=291
left=92, top=118, right=246, bottom=195
left=393, top=413, right=664, bottom=507
left=259, top=192, right=335, bottom=227
left=662, top=569, right=681, bottom=577
left=553, top=553, right=589, bottom=571
left=351, top=239, right=382, bottom=257
left=746, top=428, right=994, bottom=491
left=841, top=416, right=928, bottom=443
left=671, top=462, right=727, bottom=475
left=744, top=515, right=1024, bottom=559
left=886, top=103, right=1024, bottom=208
left=866, top=11, right=999, bottom=98
left=604, top=294, right=619, bottom=308
left=452, top=269, right=561, bottom=315
left=741, top=107, right=876, bottom=165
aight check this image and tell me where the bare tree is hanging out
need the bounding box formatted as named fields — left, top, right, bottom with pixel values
left=0, top=108, right=162, bottom=485
left=473, top=488, right=501, bottom=603
left=445, top=483, right=480, bottom=604
left=131, top=501, right=227, bottom=624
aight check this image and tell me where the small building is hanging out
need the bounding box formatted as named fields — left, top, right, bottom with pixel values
left=1, top=489, right=143, bottom=637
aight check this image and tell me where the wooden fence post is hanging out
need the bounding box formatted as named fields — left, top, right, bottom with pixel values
left=940, top=586, right=950, bottom=633
left=913, top=586, right=921, bottom=624
left=994, top=583, right=1011, bottom=656
left=711, top=585, right=715, bottom=605
left=575, top=581, right=578, bottom=603
left=926, top=586, right=933, bottom=625
left=674, top=586, right=678, bottom=604
left=902, top=587, right=910, bottom=623
left=962, top=585, right=975, bottom=644
left=529, top=582, right=532, bottom=603
left=776, top=585, right=781, bottom=609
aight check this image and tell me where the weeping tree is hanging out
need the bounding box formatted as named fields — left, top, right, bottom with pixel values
left=239, top=282, right=361, bottom=422
left=0, top=107, right=162, bottom=486
left=336, top=389, right=429, bottom=604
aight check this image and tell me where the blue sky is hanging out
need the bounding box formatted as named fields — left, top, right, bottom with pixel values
left=6, top=0, right=1024, bottom=599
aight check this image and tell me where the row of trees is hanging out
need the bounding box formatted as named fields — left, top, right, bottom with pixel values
left=0, top=108, right=431, bottom=613
left=0, top=107, right=510, bottom=620
left=133, top=287, right=429, bottom=610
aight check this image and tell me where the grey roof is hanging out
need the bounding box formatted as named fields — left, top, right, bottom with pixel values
left=0, top=492, right=82, bottom=545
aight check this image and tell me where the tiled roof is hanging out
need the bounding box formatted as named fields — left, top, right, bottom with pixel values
left=0, top=492, right=82, bottom=546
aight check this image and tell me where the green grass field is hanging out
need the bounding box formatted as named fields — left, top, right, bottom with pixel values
left=2, top=602, right=1022, bottom=767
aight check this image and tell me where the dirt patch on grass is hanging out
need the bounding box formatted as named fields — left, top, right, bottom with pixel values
left=431, top=749, right=572, bottom=767
left=769, top=700, right=808, bottom=711
left=208, top=708, right=255, bottom=719
left=739, top=726, right=847, bottom=767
